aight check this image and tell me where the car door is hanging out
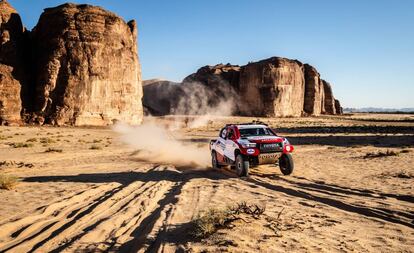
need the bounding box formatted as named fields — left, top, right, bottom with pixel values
left=215, top=127, right=227, bottom=159
left=224, top=127, right=237, bottom=162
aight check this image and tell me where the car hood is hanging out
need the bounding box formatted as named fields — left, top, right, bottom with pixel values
left=244, top=136, right=284, bottom=144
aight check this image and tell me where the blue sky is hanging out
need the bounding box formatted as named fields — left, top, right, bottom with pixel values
left=9, top=0, right=414, bottom=108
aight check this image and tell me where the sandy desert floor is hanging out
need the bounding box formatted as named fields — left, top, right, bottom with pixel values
left=0, top=114, right=413, bottom=252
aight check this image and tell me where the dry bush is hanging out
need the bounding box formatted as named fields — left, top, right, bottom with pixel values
left=0, top=174, right=19, bottom=190
left=0, top=161, right=34, bottom=168
left=90, top=145, right=102, bottom=150
left=40, top=137, right=56, bottom=144
left=395, top=171, right=413, bottom=179
left=191, top=202, right=265, bottom=238
left=0, top=135, right=10, bottom=140
left=363, top=150, right=399, bottom=159
left=26, top=138, right=38, bottom=142
left=44, top=148, right=63, bottom=153
left=10, top=142, right=34, bottom=148
left=401, top=149, right=410, bottom=154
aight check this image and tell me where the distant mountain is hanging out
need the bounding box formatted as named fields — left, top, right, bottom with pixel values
left=344, top=107, right=414, bottom=113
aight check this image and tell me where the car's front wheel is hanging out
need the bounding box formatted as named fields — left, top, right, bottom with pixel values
left=279, top=153, right=294, bottom=175
left=235, top=154, right=249, bottom=177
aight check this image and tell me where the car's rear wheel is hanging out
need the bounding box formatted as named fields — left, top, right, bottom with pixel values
left=211, top=151, right=222, bottom=169
left=235, top=154, right=249, bottom=177
left=279, top=154, right=294, bottom=175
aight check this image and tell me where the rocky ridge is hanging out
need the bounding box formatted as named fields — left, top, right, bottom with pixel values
left=0, top=0, right=26, bottom=125
left=0, top=1, right=143, bottom=126
left=144, top=57, right=342, bottom=117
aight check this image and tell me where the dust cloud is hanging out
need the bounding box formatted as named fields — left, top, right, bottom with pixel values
left=115, top=79, right=236, bottom=168
left=172, top=81, right=237, bottom=128
left=114, top=120, right=211, bottom=168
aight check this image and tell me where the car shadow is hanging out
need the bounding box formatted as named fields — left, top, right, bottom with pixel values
left=23, top=166, right=229, bottom=186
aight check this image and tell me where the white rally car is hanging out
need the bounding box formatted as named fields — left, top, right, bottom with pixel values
left=210, top=122, right=294, bottom=177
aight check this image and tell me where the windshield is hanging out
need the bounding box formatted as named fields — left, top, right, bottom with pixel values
left=239, top=127, right=275, bottom=137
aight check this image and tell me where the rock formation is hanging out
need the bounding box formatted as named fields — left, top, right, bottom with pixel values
left=238, top=57, right=305, bottom=117
left=322, top=80, right=336, bottom=115
left=303, top=64, right=322, bottom=116
left=335, top=99, right=343, bottom=115
left=157, top=57, right=343, bottom=117
left=30, top=3, right=143, bottom=125
left=1, top=1, right=143, bottom=126
left=183, top=64, right=240, bottom=91
left=0, top=0, right=25, bottom=125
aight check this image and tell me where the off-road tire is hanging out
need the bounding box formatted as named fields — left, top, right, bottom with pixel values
left=279, top=153, right=294, bottom=175
left=211, top=151, right=222, bottom=169
left=235, top=154, right=249, bottom=177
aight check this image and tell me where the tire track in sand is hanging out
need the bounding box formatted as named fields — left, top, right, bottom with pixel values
left=0, top=165, right=178, bottom=253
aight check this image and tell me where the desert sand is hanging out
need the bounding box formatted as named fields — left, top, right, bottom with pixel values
left=0, top=114, right=413, bottom=252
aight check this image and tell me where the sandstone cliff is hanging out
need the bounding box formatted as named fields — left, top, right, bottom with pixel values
left=144, top=57, right=343, bottom=117
left=303, top=64, right=322, bottom=116
left=156, top=57, right=343, bottom=117
left=322, top=80, right=336, bottom=115
left=0, top=0, right=25, bottom=125
left=238, top=57, right=305, bottom=117
left=30, top=3, right=143, bottom=125
left=335, top=99, right=343, bottom=115
left=183, top=64, right=240, bottom=91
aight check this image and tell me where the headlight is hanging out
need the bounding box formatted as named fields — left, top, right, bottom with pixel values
left=241, top=143, right=256, bottom=148
left=285, top=145, right=291, bottom=152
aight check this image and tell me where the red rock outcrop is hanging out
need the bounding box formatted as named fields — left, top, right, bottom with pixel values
left=183, top=63, right=240, bottom=91
left=303, top=64, right=322, bottom=116
left=165, top=57, right=343, bottom=117
left=238, top=57, right=305, bottom=117
left=321, top=80, right=336, bottom=114
left=30, top=3, right=143, bottom=125
left=335, top=99, right=343, bottom=115
left=0, top=0, right=25, bottom=125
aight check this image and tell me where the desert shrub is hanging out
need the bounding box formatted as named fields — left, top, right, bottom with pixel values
left=44, top=148, right=63, bottom=153
left=191, top=202, right=265, bottom=238
left=401, top=149, right=410, bottom=154
left=0, top=161, right=34, bottom=168
left=90, top=145, right=102, bottom=150
left=40, top=137, right=55, bottom=144
left=10, top=142, right=34, bottom=148
left=395, top=171, right=413, bottom=179
left=26, top=138, right=38, bottom=142
left=93, top=139, right=102, bottom=143
left=191, top=207, right=235, bottom=238
left=0, top=135, right=9, bottom=140
left=363, top=150, right=399, bottom=159
left=0, top=174, right=19, bottom=190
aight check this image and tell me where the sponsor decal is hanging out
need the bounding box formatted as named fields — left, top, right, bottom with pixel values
left=247, top=148, right=255, bottom=154
left=263, top=143, right=279, bottom=149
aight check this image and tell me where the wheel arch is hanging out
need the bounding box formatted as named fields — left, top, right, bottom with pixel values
left=234, top=149, right=241, bottom=158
